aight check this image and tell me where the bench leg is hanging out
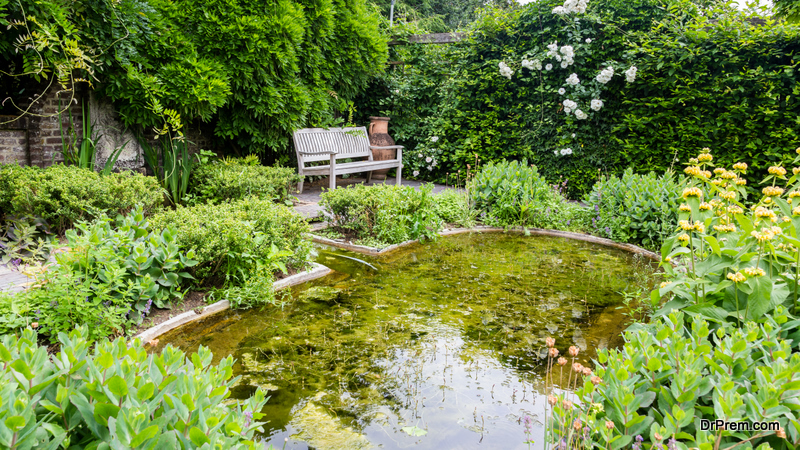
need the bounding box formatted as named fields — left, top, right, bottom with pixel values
left=297, top=178, right=304, bottom=194
left=395, top=165, right=402, bottom=186
left=329, top=172, right=336, bottom=190
left=366, top=170, right=372, bottom=184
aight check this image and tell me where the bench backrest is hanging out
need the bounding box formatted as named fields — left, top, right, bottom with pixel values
left=293, top=127, right=371, bottom=164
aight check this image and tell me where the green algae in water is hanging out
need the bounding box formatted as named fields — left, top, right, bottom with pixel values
left=160, top=233, right=656, bottom=449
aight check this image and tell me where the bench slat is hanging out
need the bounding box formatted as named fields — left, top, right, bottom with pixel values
left=302, top=159, right=402, bottom=176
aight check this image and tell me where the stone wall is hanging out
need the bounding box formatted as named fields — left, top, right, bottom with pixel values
left=0, top=82, right=216, bottom=172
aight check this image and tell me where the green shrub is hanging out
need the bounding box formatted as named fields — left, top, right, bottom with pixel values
left=469, top=160, right=589, bottom=231
left=6, top=208, right=197, bottom=342
left=320, top=184, right=443, bottom=246
left=432, top=189, right=478, bottom=228
left=553, top=312, right=800, bottom=449
left=149, top=198, right=312, bottom=285
left=191, top=156, right=301, bottom=204
left=0, top=164, right=163, bottom=232
left=0, top=294, right=29, bottom=336
left=0, top=216, right=54, bottom=267
left=0, top=326, right=269, bottom=449
left=585, top=169, right=683, bottom=249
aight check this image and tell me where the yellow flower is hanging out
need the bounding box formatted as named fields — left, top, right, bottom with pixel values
left=791, top=192, right=800, bottom=198
left=784, top=216, right=791, bottom=222
left=677, top=233, right=690, bottom=243
left=727, top=205, right=744, bottom=215
left=665, top=256, right=672, bottom=262
left=689, top=158, right=699, bottom=165
left=682, top=187, right=703, bottom=198
left=660, top=281, right=668, bottom=288
left=679, top=204, right=691, bottom=212
left=721, top=171, right=737, bottom=180
left=713, top=223, right=736, bottom=233
left=732, top=162, right=747, bottom=171
left=726, top=272, right=746, bottom=283
left=699, top=202, right=712, bottom=211
left=796, top=146, right=800, bottom=155
left=720, top=191, right=736, bottom=201
left=703, top=170, right=712, bottom=178
left=684, top=166, right=701, bottom=177
left=768, top=166, right=787, bottom=176
left=693, top=221, right=705, bottom=233
left=711, top=179, right=723, bottom=186
left=763, top=186, right=785, bottom=197
left=754, top=206, right=777, bottom=221
left=698, top=153, right=713, bottom=162
left=735, top=178, right=747, bottom=185
left=794, top=167, right=800, bottom=176
left=744, top=267, right=766, bottom=277
left=750, top=229, right=775, bottom=242
left=771, top=226, right=783, bottom=235
left=794, top=206, right=800, bottom=216
left=713, top=167, right=725, bottom=175
left=679, top=220, right=693, bottom=231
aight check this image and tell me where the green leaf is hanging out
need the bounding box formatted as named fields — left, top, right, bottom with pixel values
left=93, top=403, right=120, bottom=427
left=107, top=375, right=128, bottom=399
left=189, top=427, right=210, bottom=446
left=130, top=425, right=159, bottom=448
left=5, top=415, right=25, bottom=432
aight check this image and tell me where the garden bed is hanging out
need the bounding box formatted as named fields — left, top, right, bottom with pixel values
left=135, top=262, right=332, bottom=344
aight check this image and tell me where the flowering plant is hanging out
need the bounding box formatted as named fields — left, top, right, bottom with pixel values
left=655, top=147, right=800, bottom=325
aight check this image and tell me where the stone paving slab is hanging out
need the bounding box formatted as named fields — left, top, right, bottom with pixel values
left=0, top=266, right=33, bottom=294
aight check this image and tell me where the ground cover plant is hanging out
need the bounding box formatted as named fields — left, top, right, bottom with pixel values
left=149, top=198, right=312, bottom=286
left=0, top=208, right=196, bottom=342
left=190, top=155, right=301, bottom=205
left=0, top=326, right=269, bottom=449
left=0, top=165, right=163, bottom=233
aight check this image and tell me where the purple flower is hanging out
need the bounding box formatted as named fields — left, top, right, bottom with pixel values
left=144, top=299, right=152, bottom=315
left=633, top=435, right=644, bottom=450
left=566, top=220, right=571, bottom=226
left=523, top=415, right=533, bottom=434
left=243, top=411, right=253, bottom=428
left=605, top=226, right=611, bottom=237
left=557, top=438, right=567, bottom=450
left=594, top=204, right=599, bottom=213
left=11, top=258, right=21, bottom=268
left=667, top=438, right=677, bottom=450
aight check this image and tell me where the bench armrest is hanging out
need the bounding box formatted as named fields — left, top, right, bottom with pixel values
left=369, top=145, right=404, bottom=150
left=299, top=149, right=339, bottom=155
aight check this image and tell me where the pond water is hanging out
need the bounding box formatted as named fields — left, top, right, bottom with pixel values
left=158, top=232, right=655, bottom=449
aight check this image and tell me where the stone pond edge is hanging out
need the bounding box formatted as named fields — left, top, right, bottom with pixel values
left=135, top=262, right=333, bottom=343
left=309, top=226, right=661, bottom=261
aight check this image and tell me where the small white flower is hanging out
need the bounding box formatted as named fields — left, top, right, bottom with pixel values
left=590, top=99, right=604, bottom=111
left=596, top=66, right=614, bottom=84
left=499, top=61, right=514, bottom=79
left=558, top=88, right=566, bottom=95
left=625, top=66, right=638, bottom=83
left=533, top=59, right=542, bottom=70
left=430, top=136, right=439, bottom=142
left=552, top=6, right=567, bottom=14
left=432, top=161, right=437, bottom=167
left=545, top=64, right=553, bottom=71
left=554, top=150, right=560, bottom=156
left=566, top=73, right=580, bottom=86
left=585, top=38, right=592, bottom=43
left=575, top=109, right=588, bottom=120
left=427, top=165, right=432, bottom=171
left=563, top=99, right=577, bottom=115
left=394, top=89, right=400, bottom=94
left=418, top=153, right=423, bottom=158
left=571, top=133, right=576, bottom=138
left=560, top=148, right=573, bottom=155
left=425, top=156, right=432, bottom=163
left=413, top=170, right=419, bottom=176
left=560, top=45, right=574, bottom=57
left=560, top=61, right=569, bottom=68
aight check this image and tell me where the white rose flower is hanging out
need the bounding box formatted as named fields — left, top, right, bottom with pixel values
left=590, top=99, right=604, bottom=111
left=596, top=66, right=614, bottom=84
left=432, top=161, right=437, bottom=167
left=560, top=45, right=574, bottom=57
left=499, top=61, right=514, bottom=79
left=554, top=150, right=560, bottom=156
left=563, top=99, right=577, bottom=115
left=547, top=42, right=559, bottom=53
left=560, top=148, right=573, bottom=155
left=418, top=153, right=423, bottom=158
left=533, top=59, right=542, bottom=70
left=571, top=133, right=576, bottom=138
left=625, top=66, right=638, bottom=83
left=430, top=136, right=439, bottom=142
left=585, top=38, right=592, bottom=43
left=558, top=88, right=566, bottom=95
left=552, top=6, right=567, bottom=14
left=427, top=165, right=432, bottom=171
left=413, top=170, right=419, bottom=176
left=425, top=156, right=432, bottom=163
left=575, top=109, right=588, bottom=120
left=566, top=73, right=580, bottom=86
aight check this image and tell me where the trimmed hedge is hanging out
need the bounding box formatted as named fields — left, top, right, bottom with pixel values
left=0, top=164, right=163, bottom=232
left=190, top=157, right=301, bottom=204
left=149, top=198, right=312, bottom=285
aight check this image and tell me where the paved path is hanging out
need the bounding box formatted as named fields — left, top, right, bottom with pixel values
left=0, top=176, right=449, bottom=294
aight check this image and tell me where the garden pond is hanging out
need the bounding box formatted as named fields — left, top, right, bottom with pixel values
left=157, top=232, right=656, bottom=449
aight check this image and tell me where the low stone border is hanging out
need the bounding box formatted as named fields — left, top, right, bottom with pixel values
left=135, top=262, right=333, bottom=343
left=310, top=226, right=660, bottom=261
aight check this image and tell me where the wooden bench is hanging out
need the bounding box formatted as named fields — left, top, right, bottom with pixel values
left=293, top=127, right=403, bottom=193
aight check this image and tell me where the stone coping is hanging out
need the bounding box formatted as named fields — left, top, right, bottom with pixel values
left=135, top=262, right=332, bottom=343
left=309, top=226, right=661, bottom=261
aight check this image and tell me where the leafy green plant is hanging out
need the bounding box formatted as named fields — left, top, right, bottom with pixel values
left=432, top=189, right=478, bottom=228
left=0, top=326, right=270, bottom=449
left=190, top=156, right=301, bottom=204
left=149, top=198, right=312, bottom=285
left=546, top=312, right=800, bottom=449
left=8, top=207, right=196, bottom=341
left=0, top=164, right=163, bottom=233
left=585, top=169, right=683, bottom=249
left=141, top=137, right=192, bottom=206
left=0, top=216, right=54, bottom=267
left=320, top=184, right=444, bottom=246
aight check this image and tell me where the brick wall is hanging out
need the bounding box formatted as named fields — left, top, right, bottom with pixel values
left=0, top=116, right=28, bottom=165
